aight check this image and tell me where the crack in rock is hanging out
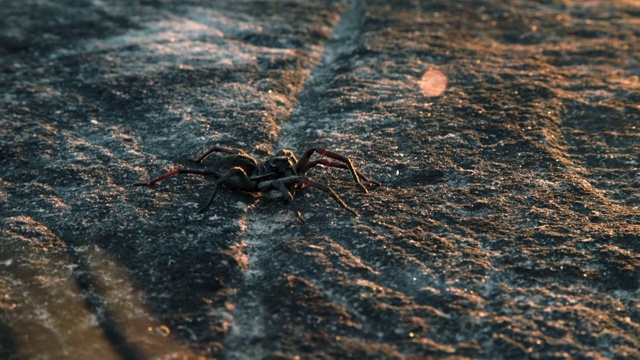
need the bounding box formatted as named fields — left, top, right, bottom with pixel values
left=223, top=1, right=365, bottom=358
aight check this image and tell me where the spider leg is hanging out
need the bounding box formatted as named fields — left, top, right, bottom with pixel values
left=198, top=166, right=256, bottom=213
left=295, top=148, right=371, bottom=193
left=300, top=177, right=358, bottom=216
left=134, top=168, right=219, bottom=187
left=260, top=176, right=358, bottom=220
left=195, top=145, right=249, bottom=163
left=307, top=159, right=382, bottom=186
left=271, top=181, right=305, bottom=223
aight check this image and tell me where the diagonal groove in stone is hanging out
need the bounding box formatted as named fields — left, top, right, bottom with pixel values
left=223, top=1, right=366, bottom=358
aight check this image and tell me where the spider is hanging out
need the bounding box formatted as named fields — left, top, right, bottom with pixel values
left=134, top=146, right=380, bottom=223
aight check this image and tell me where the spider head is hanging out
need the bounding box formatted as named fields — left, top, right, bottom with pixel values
left=271, top=149, right=298, bottom=175
left=275, top=149, right=298, bottom=164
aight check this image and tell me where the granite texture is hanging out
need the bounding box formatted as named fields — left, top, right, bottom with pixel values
left=1, top=0, right=638, bottom=358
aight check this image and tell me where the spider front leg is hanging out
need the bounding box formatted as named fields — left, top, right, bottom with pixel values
left=195, top=145, right=250, bottom=163
left=198, top=166, right=257, bottom=213
left=307, top=159, right=381, bottom=186
left=272, top=181, right=305, bottom=223
left=287, top=160, right=380, bottom=198
left=134, top=168, right=219, bottom=186
left=294, top=148, right=373, bottom=193
left=260, top=175, right=358, bottom=222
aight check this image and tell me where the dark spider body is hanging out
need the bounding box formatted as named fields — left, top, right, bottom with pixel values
left=252, top=151, right=297, bottom=182
left=134, top=146, right=380, bottom=223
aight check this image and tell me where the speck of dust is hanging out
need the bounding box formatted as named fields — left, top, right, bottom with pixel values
left=419, top=69, right=448, bottom=97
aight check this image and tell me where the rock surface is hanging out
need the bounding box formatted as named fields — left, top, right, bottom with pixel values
left=1, top=0, right=638, bottom=358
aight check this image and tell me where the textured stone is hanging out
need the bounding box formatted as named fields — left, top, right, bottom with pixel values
left=1, top=0, right=638, bottom=359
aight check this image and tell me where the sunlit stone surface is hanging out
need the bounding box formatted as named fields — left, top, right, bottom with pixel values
left=1, top=0, right=638, bottom=358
